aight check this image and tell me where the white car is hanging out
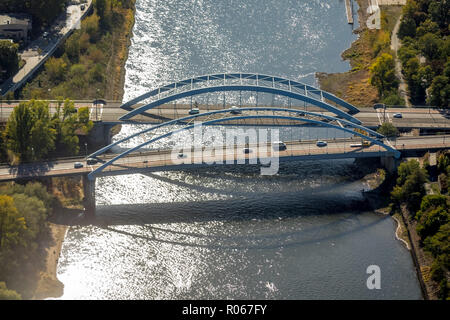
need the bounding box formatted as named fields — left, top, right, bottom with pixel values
left=272, top=141, right=287, bottom=151
left=230, top=106, right=242, bottom=114
left=393, top=113, right=403, bottom=118
left=74, top=162, right=83, bottom=169
left=189, top=108, right=200, bottom=115
left=316, top=141, right=327, bottom=147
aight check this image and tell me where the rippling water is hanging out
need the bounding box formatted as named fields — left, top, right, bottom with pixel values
left=55, top=0, right=422, bottom=299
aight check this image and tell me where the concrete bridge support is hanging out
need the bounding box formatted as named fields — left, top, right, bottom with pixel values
left=82, top=174, right=96, bottom=219
left=86, top=122, right=117, bottom=149
left=380, top=156, right=399, bottom=174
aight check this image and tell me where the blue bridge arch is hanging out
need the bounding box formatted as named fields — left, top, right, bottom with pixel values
left=119, top=73, right=361, bottom=123
left=88, top=108, right=399, bottom=180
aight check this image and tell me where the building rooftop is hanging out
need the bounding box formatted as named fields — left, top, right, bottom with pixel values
left=0, top=14, right=32, bottom=27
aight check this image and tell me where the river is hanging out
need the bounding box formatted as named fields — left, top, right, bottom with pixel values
left=55, top=0, right=422, bottom=299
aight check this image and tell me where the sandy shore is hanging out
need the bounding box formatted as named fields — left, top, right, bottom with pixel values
left=33, top=223, right=68, bottom=300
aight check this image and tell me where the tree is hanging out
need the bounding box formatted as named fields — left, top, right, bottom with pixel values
left=0, top=195, right=26, bottom=250
left=398, top=16, right=416, bottom=39
left=415, top=194, right=449, bottom=239
left=0, top=40, right=19, bottom=80
left=0, top=281, right=21, bottom=300
left=12, top=194, right=47, bottom=242
left=391, top=160, right=428, bottom=211
left=5, top=100, right=56, bottom=162
left=418, top=33, right=443, bottom=61
left=45, top=57, right=67, bottom=83
left=428, top=75, right=450, bottom=108
left=429, top=0, right=450, bottom=29
left=416, top=19, right=440, bottom=37
left=382, top=92, right=404, bottom=106
left=369, top=53, right=399, bottom=98
left=52, top=99, right=92, bottom=156
left=377, top=122, right=399, bottom=137
left=424, top=222, right=450, bottom=256
left=5, top=103, right=34, bottom=161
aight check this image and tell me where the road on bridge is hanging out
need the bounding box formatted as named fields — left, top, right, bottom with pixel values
left=0, top=101, right=449, bottom=129
left=0, top=135, right=448, bottom=181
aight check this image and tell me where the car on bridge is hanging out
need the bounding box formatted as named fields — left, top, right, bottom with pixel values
left=189, top=108, right=200, bottom=115
left=272, top=141, right=287, bottom=151
left=74, top=162, right=84, bottom=169
left=316, top=141, right=327, bottom=147
left=230, top=106, right=242, bottom=114
left=178, top=152, right=187, bottom=158
left=243, top=148, right=253, bottom=154
left=393, top=113, right=403, bottom=118
left=86, top=158, right=98, bottom=165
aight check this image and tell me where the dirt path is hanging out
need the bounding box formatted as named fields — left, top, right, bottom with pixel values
left=390, top=13, right=412, bottom=107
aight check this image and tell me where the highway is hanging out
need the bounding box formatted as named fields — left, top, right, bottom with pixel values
left=0, top=135, right=448, bottom=181
left=0, top=101, right=449, bottom=129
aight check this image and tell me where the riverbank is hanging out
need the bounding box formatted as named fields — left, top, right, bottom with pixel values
left=317, top=0, right=403, bottom=108
left=32, top=223, right=67, bottom=300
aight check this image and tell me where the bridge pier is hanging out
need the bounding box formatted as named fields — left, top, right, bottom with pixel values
left=380, top=156, right=399, bottom=174
left=82, top=174, right=96, bottom=219
left=87, top=122, right=117, bottom=149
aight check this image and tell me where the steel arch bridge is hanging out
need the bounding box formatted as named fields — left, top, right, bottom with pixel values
left=118, top=73, right=361, bottom=123
left=87, top=107, right=400, bottom=180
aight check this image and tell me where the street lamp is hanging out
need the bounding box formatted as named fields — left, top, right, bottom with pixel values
left=95, top=88, right=100, bottom=121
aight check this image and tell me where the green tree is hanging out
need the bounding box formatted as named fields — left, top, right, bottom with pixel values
left=418, top=33, right=443, bottom=61
left=428, top=0, right=450, bottom=29
left=424, top=222, right=450, bottom=256
left=0, top=281, right=21, bottom=300
left=391, top=160, right=428, bottom=211
left=5, top=100, right=57, bottom=162
left=12, top=194, right=47, bottom=242
left=0, top=40, right=19, bottom=80
left=369, top=53, right=399, bottom=98
left=428, top=75, right=450, bottom=108
left=5, top=103, right=34, bottom=161
left=377, top=122, right=399, bottom=137
left=45, top=57, right=67, bottom=83
left=51, top=99, right=92, bottom=156
left=416, top=18, right=440, bottom=37
left=0, top=195, right=26, bottom=250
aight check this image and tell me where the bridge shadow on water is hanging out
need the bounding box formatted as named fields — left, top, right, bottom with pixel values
left=61, top=159, right=388, bottom=250
left=89, top=197, right=390, bottom=250
left=75, top=189, right=387, bottom=250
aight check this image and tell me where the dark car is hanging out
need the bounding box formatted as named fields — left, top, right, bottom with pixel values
left=74, top=162, right=83, bottom=169
left=86, top=158, right=98, bottom=165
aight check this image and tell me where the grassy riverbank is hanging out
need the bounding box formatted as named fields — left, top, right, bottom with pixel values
left=317, top=1, right=404, bottom=107
left=18, top=0, right=136, bottom=101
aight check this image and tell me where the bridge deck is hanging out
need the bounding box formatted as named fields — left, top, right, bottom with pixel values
left=0, top=136, right=448, bottom=181
left=1, top=102, right=449, bottom=129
